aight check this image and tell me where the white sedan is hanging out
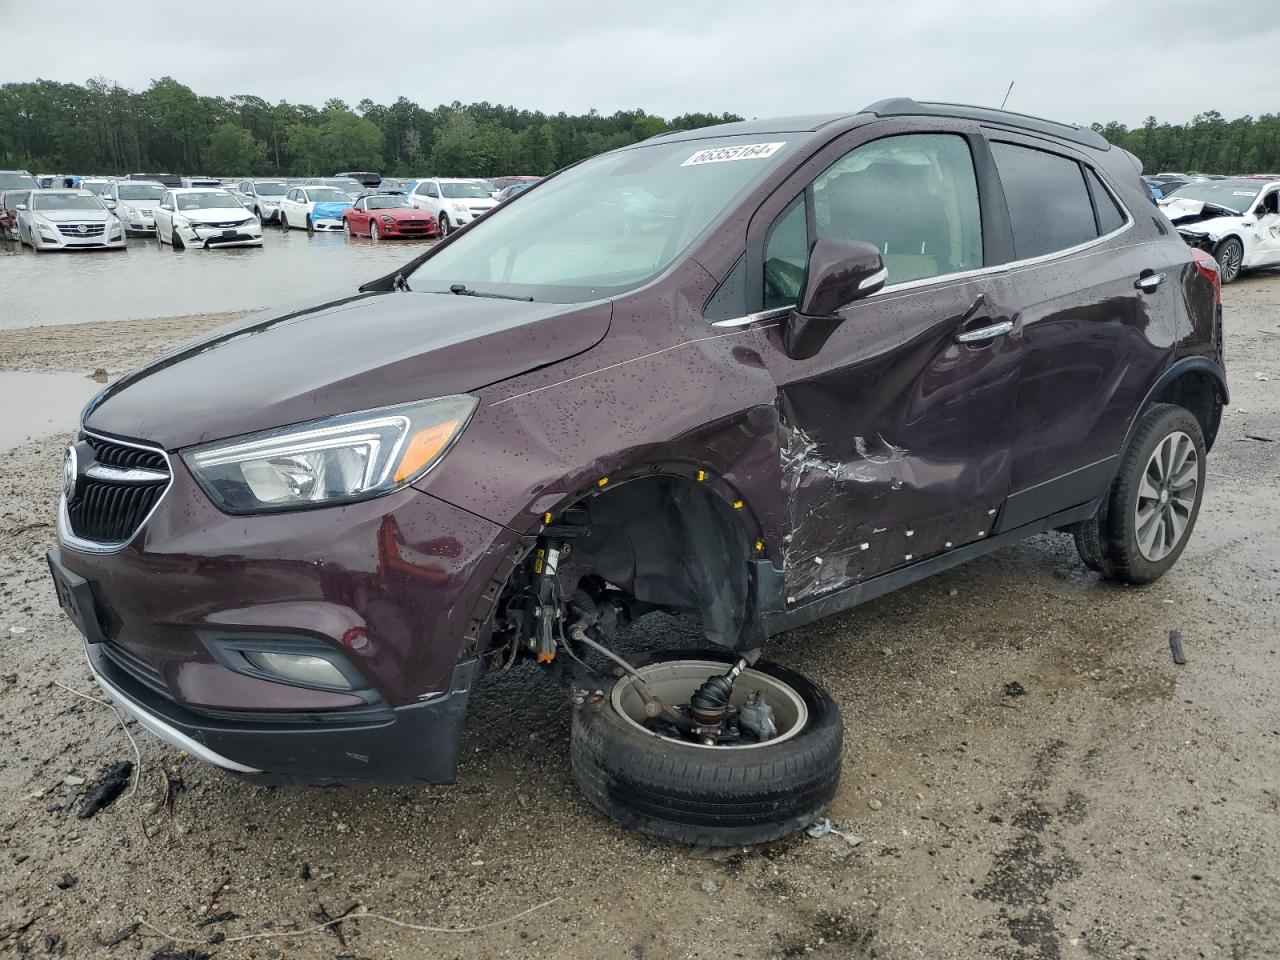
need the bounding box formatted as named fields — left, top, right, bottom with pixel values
left=1159, top=178, right=1280, bottom=283
left=278, top=186, right=352, bottom=232
left=15, top=190, right=125, bottom=252
left=154, top=188, right=263, bottom=249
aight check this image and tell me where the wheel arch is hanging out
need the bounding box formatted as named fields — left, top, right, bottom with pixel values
left=1132, top=357, right=1228, bottom=454
left=527, top=464, right=784, bottom=654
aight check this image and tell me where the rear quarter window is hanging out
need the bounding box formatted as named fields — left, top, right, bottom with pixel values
left=991, top=141, right=1098, bottom=259
left=1084, top=168, right=1127, bottom=235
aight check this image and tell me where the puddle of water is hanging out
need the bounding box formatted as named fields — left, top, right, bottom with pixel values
left=0, top=371, right=104, bottom=451
left=0, top=230, right=436, bottom=329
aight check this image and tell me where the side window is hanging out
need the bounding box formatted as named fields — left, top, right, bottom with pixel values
left=763, top=196, right=809, bottom=310
left=761, top=133, right=984, bottom=305
left=1084, top=168, right=1126, bottom=235
left=160, top=192, right=172, bottom=209
left=426, top=183, right=440, bottom=198
left=991, top=142, right=1097, bottom=259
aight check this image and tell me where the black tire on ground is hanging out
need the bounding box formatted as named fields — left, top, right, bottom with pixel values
left=438, top=213, right=451, bottom=237
left=280, top=212, right=289, bottom=231
left=1214, top=237, right=1243, bottom=284
left=171, top=228, right=184, bottom=251
left=305, top=214, right=313, bottom=235
left=1072, top=402, right=1206, bottom=584
left=571, top=649, right=843, bottom=846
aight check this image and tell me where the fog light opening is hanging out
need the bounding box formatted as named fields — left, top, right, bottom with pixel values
left=241, top=650, right=353, bottom=690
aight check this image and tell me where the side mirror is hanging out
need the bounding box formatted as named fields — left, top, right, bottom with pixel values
left=16, top=203, right=27, bottom=211
left=104, top=199, right=116, bottom=208
left=782, top=238, right=886, bottom=360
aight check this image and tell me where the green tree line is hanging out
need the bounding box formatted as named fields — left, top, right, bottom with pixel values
left=1093, top=111, right=1280, bottom=174
left=0, top=77, right=741, bottom=178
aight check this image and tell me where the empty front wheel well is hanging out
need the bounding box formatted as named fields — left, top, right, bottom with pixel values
left=555, top=475, right=762, bottom=652
left=1152, top=369, right=1223, bottom=451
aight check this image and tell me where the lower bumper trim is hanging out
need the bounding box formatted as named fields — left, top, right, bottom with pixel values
left=85, top=647, right=263, bottom=773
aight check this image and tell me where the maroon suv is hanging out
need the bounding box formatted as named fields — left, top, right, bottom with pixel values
left=49, top=100, right=1226, bottom=846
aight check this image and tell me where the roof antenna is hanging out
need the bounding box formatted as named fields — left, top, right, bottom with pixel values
left=1000, top=81, right=1015, bottom=110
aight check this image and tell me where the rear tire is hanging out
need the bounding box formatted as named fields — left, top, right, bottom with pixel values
left=571, top=649, right=843, bottom=846
left=280, top=212, right=289, bottom=231
left=1073, top=402, right=1205, bottom=584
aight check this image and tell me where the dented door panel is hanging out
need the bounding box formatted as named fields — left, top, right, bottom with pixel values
left=760, top=274, right=1021, bottom=604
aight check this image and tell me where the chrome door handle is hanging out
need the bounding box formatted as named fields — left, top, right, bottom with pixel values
left=956, top=320, right=1013, bottom=344
left=1135, top=272, right=1166, bottom=292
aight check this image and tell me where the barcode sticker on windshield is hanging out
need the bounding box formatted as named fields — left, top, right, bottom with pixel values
left=1232, top=190, right=1256, bottom=196
left=682, top=142, right=786, bottom=167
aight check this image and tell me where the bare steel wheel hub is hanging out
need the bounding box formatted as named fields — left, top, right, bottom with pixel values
left=610, top=659, right=808, bottom=750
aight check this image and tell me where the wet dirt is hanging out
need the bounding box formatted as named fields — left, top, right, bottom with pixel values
left=0, top=275, right=1278, bottom=958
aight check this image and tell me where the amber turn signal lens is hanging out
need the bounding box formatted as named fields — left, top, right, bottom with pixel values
left=394, top=419, right=460, bottom=482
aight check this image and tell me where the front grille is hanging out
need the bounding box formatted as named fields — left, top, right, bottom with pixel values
left=66, top=434, right=171, bottom=545
left=57, top=223, right=105, bottom=237
left=196, top=220, right=249, bottom=229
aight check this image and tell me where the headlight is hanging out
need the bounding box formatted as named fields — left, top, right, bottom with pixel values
left=184, top=396, right=477, bottom=514
left=451, top=202, right=468, bottom=213
left=381, top=215, right=394, bottom=223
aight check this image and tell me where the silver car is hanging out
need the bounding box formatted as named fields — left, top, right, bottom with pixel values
left=16, top=190, right=125, bottom=252
left=103, top=180, right=166, bottom=235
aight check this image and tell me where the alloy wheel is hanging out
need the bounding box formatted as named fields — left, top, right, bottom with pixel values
left=1134, top=430, right=1199, bottom=562
left=1217, top=240, right=1242, bottom=282
left=370, top=222, right=379, bottom=240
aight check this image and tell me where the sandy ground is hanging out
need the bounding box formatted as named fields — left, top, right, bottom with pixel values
left=0, top=280, right=1278, bottom=960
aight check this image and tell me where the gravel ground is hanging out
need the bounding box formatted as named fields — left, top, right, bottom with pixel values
left=0, top=277, right=1278, bottom=959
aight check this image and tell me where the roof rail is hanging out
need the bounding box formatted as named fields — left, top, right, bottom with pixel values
left=860, top=98, right=1110, bottom=151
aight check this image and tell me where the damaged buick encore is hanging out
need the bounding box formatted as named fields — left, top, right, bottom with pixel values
left=49, top=99, right=1227, bottom=846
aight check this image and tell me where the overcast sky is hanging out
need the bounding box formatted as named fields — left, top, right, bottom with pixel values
left=2, top=0, right=1275, bottom=127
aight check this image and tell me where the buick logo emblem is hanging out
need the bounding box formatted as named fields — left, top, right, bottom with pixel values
left=62, top=445, right=78, bottom=501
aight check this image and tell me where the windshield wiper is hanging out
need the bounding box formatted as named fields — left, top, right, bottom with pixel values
left=441, top=283, right=534, bottom=302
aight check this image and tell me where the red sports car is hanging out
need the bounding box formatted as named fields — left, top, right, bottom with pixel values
left=342, top=194, right=440, bottom=239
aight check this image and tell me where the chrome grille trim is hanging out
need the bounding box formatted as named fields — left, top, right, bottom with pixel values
left=58, top=431, right=173, bottom=555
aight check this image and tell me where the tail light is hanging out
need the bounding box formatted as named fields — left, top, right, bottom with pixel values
left=1191, top=248, right=1221, bottom=304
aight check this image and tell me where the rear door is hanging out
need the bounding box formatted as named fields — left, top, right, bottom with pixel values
left=988, top=136, right=1176, bottom=529
left=741, top=121, right=1024, bottom=604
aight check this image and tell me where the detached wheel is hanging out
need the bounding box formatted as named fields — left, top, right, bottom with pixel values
left=571, top=650, right=843, bottom=846
left=1213, top=237, right=1243, bottom=284
left=1073, top=402, right=1205, bottom=584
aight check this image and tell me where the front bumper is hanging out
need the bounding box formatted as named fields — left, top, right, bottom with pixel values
left=52, top=455, right=517, bottom=783
left=312, top=218, right=343, bottom=232
left=32, top=228, right=126, bottom=250
left=83, top=634, right=478, bottom=784
left=177, top=221, right=264, bottom=248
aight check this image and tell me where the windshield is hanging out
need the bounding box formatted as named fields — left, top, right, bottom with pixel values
left=0, top=172, right=39, bottom=190
left=82, top=181, right=110, bottom=195
left=367, top=196, right=411, bottom=209
left=177, top=191, right=239, bottom=211
left=253, top=182, right=287, bottom=196
left=307, top=188, right=350, bottom=203
left=440, top=181, right=492, bottom=199
left=327, top=179, right=363, bottom=192
left=407, top=137, right=796, bottom=302
left=118, top=184, right=164, bottom=201
left=33, top=193, right=105, bottom=211
left=1165, top=180, right=1262, bottom=213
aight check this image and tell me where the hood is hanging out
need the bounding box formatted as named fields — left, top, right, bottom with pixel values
left=119, top=201, right=159, bottom=216
left=183, top=208, right=252, bottom=224
left=1159, top=197, right=1244, bottom=228
left=85, top=291, right=613, bottom=449
left=384, top=207, right=435, bottom=221
left=312, top=201, right=350, bottom=221
left=36, top=208, right=110, bottom=223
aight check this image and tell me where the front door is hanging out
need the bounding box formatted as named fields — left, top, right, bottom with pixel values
left=746, top=127, right=1022, bottom=605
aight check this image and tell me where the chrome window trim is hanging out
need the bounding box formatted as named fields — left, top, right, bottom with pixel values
left=711, top=158, right=1137, bottom=328
left=58, top=430, right=173, bottom=555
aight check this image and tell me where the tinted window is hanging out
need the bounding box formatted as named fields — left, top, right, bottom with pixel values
left=1085, top=169, right=1126, bottom=235
left=762, top=133, right=983, bottom=302
left=763, top=196, right=808, bottom=309
left=991, top=142, right=1096, bottom=258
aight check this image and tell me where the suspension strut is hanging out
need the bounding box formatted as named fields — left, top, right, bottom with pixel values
left=531, top=539, right=565, bottom=664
